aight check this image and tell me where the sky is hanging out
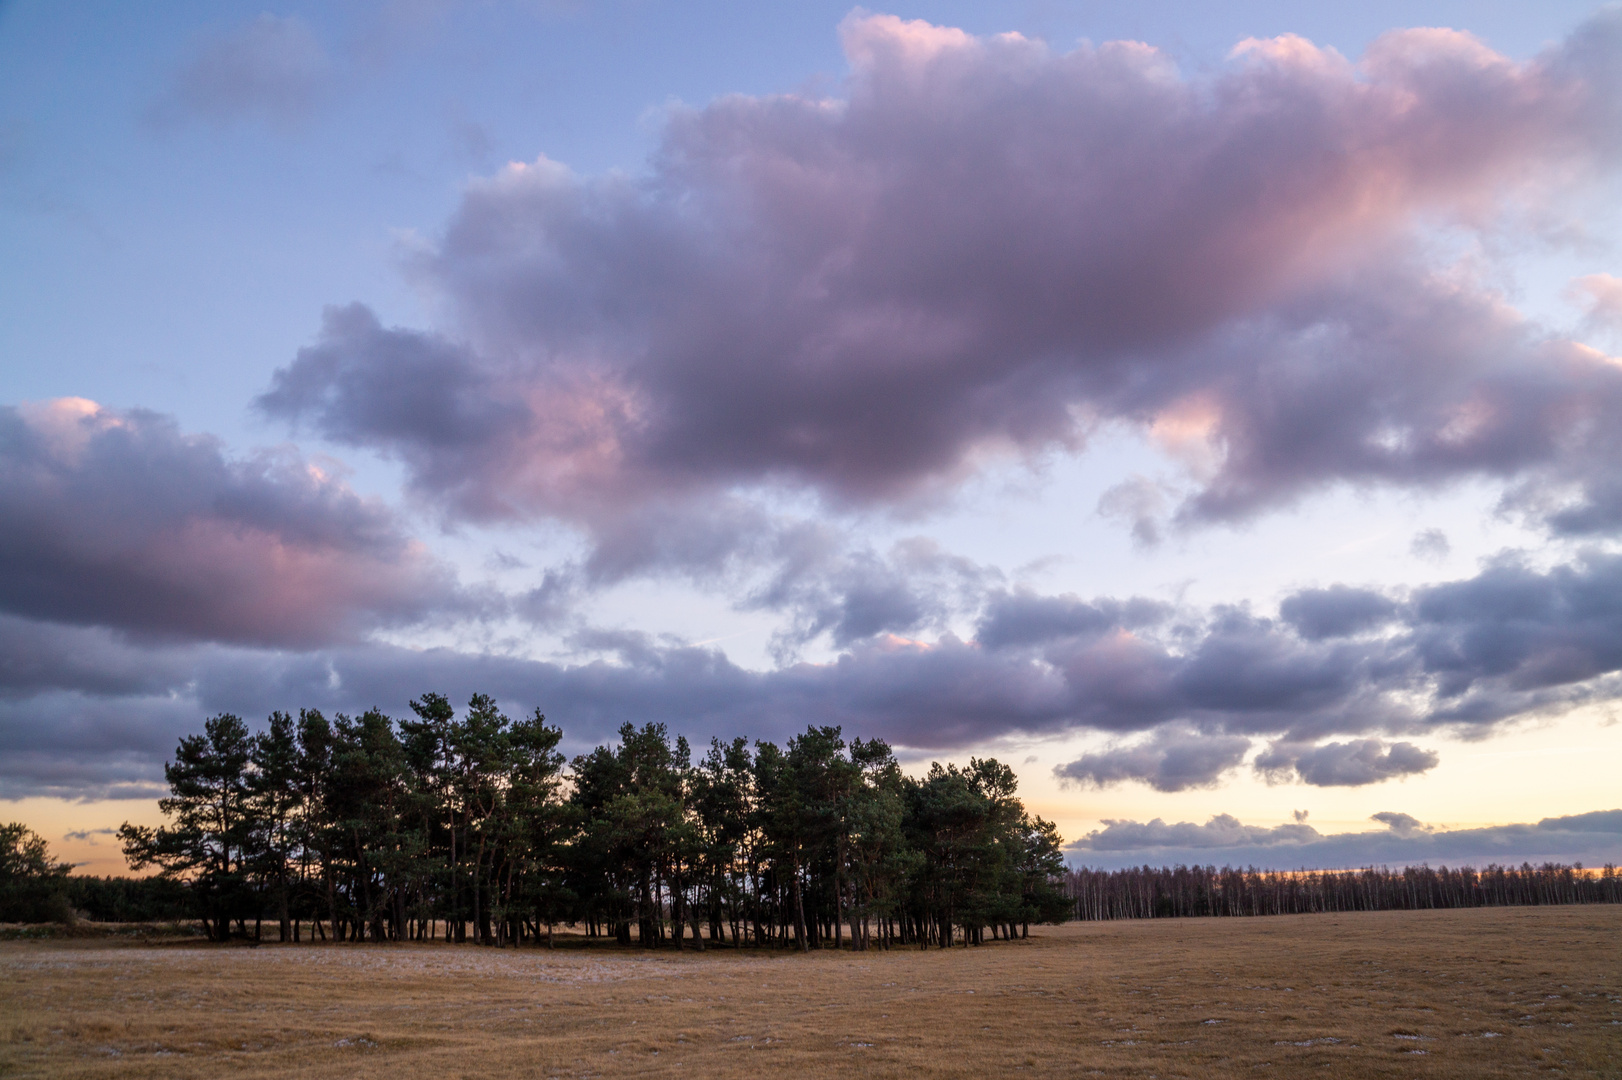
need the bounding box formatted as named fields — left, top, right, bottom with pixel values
left=3, top=0, right=1622, bottom=875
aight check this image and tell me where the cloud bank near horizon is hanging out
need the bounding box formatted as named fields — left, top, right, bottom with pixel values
left=7, top=514, right=1622, bottom=801
left=1067, top=808, right=1622, bottom=870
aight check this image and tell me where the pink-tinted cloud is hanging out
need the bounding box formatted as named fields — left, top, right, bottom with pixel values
left=0, top=399, right=473, bottom=647
left=261, top=10, right=1622, bottom=561
left=1575, top=272, right=1622, bottom=331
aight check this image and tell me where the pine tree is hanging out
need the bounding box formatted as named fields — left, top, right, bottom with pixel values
left=120, top=713, right=254, bottom=940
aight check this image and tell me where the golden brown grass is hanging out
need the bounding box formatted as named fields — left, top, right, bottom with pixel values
left=2, top=906, right=1618, bottom=1079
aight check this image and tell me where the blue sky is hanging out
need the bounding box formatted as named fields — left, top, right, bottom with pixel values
left=3, top=0, right=1622, bottom=872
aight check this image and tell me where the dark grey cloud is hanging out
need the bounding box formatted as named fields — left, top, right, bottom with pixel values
left=975, top=551, right=1622, bottom=748
left=514, top=567, right=581, bottom=627
left=1055, top=728, right=1440, bottom=794
left=13, top=531, right=1622, bottom=798
left=0, top=615, right=1151, bottom=798
left=1136, top=605, right=1413, bottom=740
left=0, top=587, right=1445, bottom=798
left=1408, top=550, right=1622, bottom=712
left=1256, top=737, right=1439, bottom=787
left=976, top=590, right=1173, bottom=650
left=1279, top=585, right=1399, bottom=641
left=0, top=616, right=194, bottom=701
left=150, top=14, right=334, bottom=129
left=1055, top=726, right=1251, bottom=792
left=1072, top=813, right=1320, bottom=853
left=0, top=687, right=201, bottom=801
left=257, top=305, right=534, bottom=519
left=0, top=399, right=472, bottom=647
left=1068, top=809, right=1622, bottom=871
left=256, top=11, right=1622, bottom=567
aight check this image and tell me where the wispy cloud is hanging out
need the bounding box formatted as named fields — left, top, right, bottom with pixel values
left=63, top=827, right=117, bottom=843
left=148, top=14, right=335, bottom=130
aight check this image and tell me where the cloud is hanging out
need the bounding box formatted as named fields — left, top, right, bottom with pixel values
left=1067, top=809, right=1622, bottom=870
left=1574, top=272, right=1622, bottom=334
left=17, top=9, right=1622, bottom=809
left=1075, top=813, right=1321, bottom=852
left=751, top=534, right=998, bottom=658
left=258, top=305, right=534, bottom=517
left=1407, top=551, right=1622, bottom=711
left=257, top=10, right=1622, bottom=568
left=150, top=14, right=334, bottom=129
left=0, top=399, right=472, bottom=647
left=980, top=549, right=1622, bottom=747
left=1055, top=728, right=1440, bottom=793
left=1, top=711, right=185, bottom=802
left=1097, top=476, right=1171, bottom=546
left=1279, top=585, right=1399, bottom=640
left=975, top=590, right=1174, bottom=649
left=1411, top=527, right=1451, bottom=562
left=1256, top=738, right=1439, bottom=786
left=1370, top=810, right=1432, bottom=836
left=1055, top=726, right=1251, bottom=792
left=0, top=616, right=196, bottom=701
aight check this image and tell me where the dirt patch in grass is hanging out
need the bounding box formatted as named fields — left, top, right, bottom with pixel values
left=2, top=906, right=1617, bottom=1078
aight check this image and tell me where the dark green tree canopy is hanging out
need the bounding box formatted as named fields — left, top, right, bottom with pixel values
left=119, top=696, right=1070, bottom=947
left=0, top=822, right=74, bottom=923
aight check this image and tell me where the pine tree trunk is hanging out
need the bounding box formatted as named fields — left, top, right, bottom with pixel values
left=792, top=859, right=808, bottom=952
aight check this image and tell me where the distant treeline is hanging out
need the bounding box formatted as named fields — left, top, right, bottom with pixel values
left=65, top=875, right=193, bottom=923
left=116, top=696, right=1072, bottom=947
left=1, top=822, right=75, bottom=923
left=1064, top=862, right=1622, bottom=921
left=0, top=826, right=193, bottom=924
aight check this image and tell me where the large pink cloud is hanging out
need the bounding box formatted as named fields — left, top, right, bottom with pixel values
left=261, top=10, right=1622, bottom=556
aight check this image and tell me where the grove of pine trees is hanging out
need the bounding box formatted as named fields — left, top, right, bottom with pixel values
left=117, top=694, right=1072, bottom=948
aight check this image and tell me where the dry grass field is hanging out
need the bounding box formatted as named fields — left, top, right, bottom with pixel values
left=2, top=906, right=1618, bottom=1079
